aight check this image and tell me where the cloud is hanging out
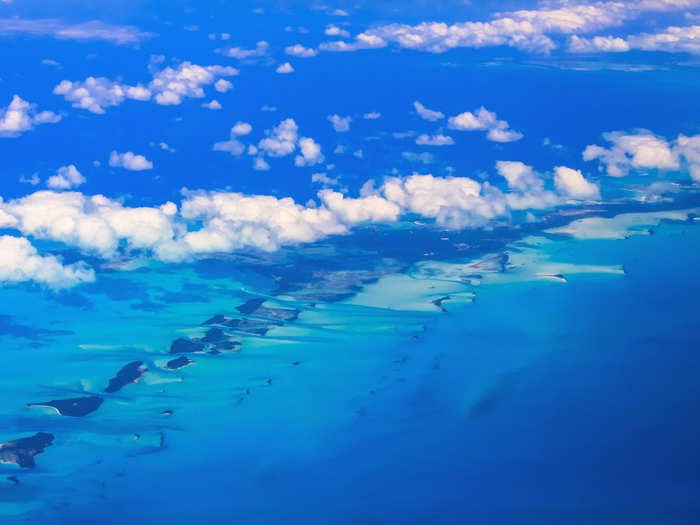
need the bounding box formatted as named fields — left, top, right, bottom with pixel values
left=258, top=118, right=299, bottom=156
left=253, top=157, right=271, bottom=171
left=150, top=62, right=239, bottom=105
left=448, top=106, right=523, bottom=142
left=276, top=62, right=294, bottom=73
left=311, top=172, right=340, bottom=186
left=295, top=137, right=325, bottom=166
left=202, top=100, right=222, bottom=110
left=318, top=190, right=401, bottom=224
left=553, top=166, right=601, bottom=200
left=416, top=134, right=455, bottom=146
left=46, top=165, right=85, bottom=190
left=53, top=77, right=150, bottom=114
left=583, top=131, right=680, bottom=176
left=570, top=25, right=700, bottom=54
left=109, top=151, right=153, bottom=171
left=54, top=62, right=238, bottom=113
left=318, top=0, right=700, bottom=55
left=214, top=79, right=233, bottom=92
left=285, top=44, right=318, bottom=57
left=413, top=101, right=444, bottom=122
left=363, top=111, right=381, bottom=119
left=496, top=161, right=561, bottom=210
left=0, top=18, right=155, bottom=45
left=328, top=114, right=351, bottom=132
left=0, top=235, right=95, bottom=289
left=215, top=41, right=269, bottom=59
left=325, top=24, right=350, bottom=38
left=0, top=191, right=182, bottom=261
left=0, top=95, right=61, bottom=137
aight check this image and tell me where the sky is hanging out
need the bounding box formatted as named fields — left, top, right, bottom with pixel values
left=1, top=0, right=700, bottom=289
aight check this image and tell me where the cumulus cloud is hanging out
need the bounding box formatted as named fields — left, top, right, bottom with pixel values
left=583, top=131, right=680, bottom=176
left=0, top=235, right=95, bottom=289
left=295, top=137, right=325, bottom=166
left=109, top=151, right=153, bottom=171
left=363, top=111, right=381, bottom=119
left=0, top=95, right=61, bottom=137
left=413, top=101, right=444, bottom=122
left=215, top=41, right=269, bottom=59
left=570, top=25, right=700, bottom=54
left=0, top=18, right=155, bottom=45
left=149, top=62, right=239, bottom=105
left=202, top=100, right=222, bottom=110
left=46, top=165, right=85, bottom=190
left=325, top=24, right=350, bottom=38
left=318, top=0, right=699, bottom=55
left=54, top=62, right=238, bottom=113
left=258, top=118, right=299, bottom=156
left=214, top=79, right=234, bottom=92
left=276, top=62, right=295, bottom=73
left=448, top=106, right=522, bottom=142
left=328, top=114, right=351, bottom=132
left=496, top=161, right=562, bottom=210
left=285, top=44, right=318, bottom=57
left=553, top=166, right=600, bottom=200
left=416, top=134, right=454, bottom=146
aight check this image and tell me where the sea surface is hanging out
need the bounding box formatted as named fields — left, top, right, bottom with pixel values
left=1, top=207, right=700, bottom=524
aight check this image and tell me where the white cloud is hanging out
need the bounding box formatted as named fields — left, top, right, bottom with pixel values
left=676, top=134, right=700, bottom=181
left=0, top=18, right=155, bottom=45
left=413, top=101, right=444, bottom=122
left=0, top=235, right=95, bottom=289
left=325, top=24, right=350, bottom=38
left=318, top=190, right=401, bottom=224
left=261, top=105, right=277, bottom=112
left=569, top=35, right=631, bottom=52
left=20, top=173, right=40, bottom=186
left=54, top=62, right=238, bottom=112
left=416, top=134, right=455, bottom=146
left=312, top=172, right=340, bottom=186
left=328, top=114, right=351, bottom=132
left=363, top=111, right=381, bottom=119
left=231, top=121, right=252, bottom=135
left=202, top=100, right=222, bottom=110
left=448, top=106, right=522, bottom=142
left=554, top=166, right=601, bottom=200
left=295, top=137, right=325, bottom=166
left=150, top=62, right=239, bottom=106
left=109, top=151, right=153, bottom=171
left=583, top=131, right=680, bottom=176
left=0, top=95, right=61, bottom=137
left=46, top=165, right=85, bottom=190
left=214, top=79, right=234, bottom=92
left=258, top=118, right=299, bottom=156
left=216, top=41, right=269, bottom=59
left=276, top=62, right=295, bottom=74
left=53, top=77, right=150, bottom=114
left=253, top=157, right=271, bottom=171
left=159, top=142, right=175, bottom=152
left=318, top=0, right=700, bottom=54
left=285, top=44, right=318, bottom=57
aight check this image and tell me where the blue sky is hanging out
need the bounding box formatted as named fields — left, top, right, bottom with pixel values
left=1, top=0, right=700, bottom=288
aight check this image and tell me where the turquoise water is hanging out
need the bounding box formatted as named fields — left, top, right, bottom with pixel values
left=1, top=211, right=700, bottom=523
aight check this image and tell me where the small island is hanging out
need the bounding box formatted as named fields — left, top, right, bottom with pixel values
left=0, top=433, right=54, bottom=468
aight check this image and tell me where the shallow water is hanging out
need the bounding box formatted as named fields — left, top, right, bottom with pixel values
left=1, top=211, right=700, bottom=524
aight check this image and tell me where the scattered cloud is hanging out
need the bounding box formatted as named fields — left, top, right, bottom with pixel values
left=328, top=114, right=351, bottom=132
left=0, top=18, right=155, bottom=45
left=46, top=165, right=85, bottom=190
left=325, top=24, right=350, bottom=38
left=285, top=44, right=318, bottom=57
left=215, top=41, right=269, bottom=59
left=202, top=99, right=222, bottom=110
left=276, top=62, right=294, bottom=73
left=214, top=79, right=234, bottom=92
left=54, top=62, right=238, bottom=113
left=554, top=166, right=601, bottom=200
left=448, top=107, right=523, bottom=142
left=109, top=151, right=153, bottom=171
left=363, top=111, right=381, bottom=119
left=0, top=95, right=61, bottom=137
left=570, top=25, right=700, bottom=54
left=416, top=134, right=454, bottom=146
left=0, top=235, right=95, bottom=289
left=413, top=101, right=444, bottom=122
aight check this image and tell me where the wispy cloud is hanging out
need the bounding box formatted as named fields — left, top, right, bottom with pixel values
left=0, top=18, right=155, bottom=45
